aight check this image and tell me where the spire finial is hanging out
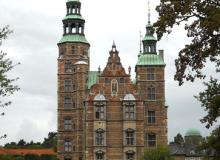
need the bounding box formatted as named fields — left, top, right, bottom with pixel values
left=148, top=0, right=151, bottom=25
left=112, top=41, right=117, bottom=52
left=139, top=31, right=142, bottom=53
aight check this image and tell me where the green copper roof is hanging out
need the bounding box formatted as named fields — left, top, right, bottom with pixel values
left=87, top=71, right=99, bottom=89
left=137, top=54, right=165, bottom=66
left=185, top=128, right=202, bottom=137
left=63, top=15, right=84, bottom=21
left=59, top=34, right=88, bottom=44
left=143, top=35, right=157, bottom=41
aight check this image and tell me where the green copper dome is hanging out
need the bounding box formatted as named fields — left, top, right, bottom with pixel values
left=185, top=128, right=202, bottom=137
left=136, top=54, right=165, bottom=66
left=59, top=34, right=88, bottom=44
left=143, top=35, right=157, bottom=41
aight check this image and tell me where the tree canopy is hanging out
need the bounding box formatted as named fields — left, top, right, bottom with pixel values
left=154, top=0, right=220, bottom=129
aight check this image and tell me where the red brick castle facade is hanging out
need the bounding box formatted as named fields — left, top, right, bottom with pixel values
left=57, top=0, right=167, bottom=160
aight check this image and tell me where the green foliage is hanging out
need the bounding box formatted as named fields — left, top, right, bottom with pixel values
left=200, top=127, right=220, bottom=157
left=140, top=145, right=174, bottom=160
left=0, top=25, right=19, bottom=115
left=42, top=132, right=57, bottom=150
left=154, top=0, right=220, bottom=85
left=174, top=133, right=184, bottom=145
left=41, top=154, right=59, bottom=160
left=195, top=78, right=220, bottom=128
left=24, top=154, right=40, bottom=160
left=0, top=155, right=59, bottom=160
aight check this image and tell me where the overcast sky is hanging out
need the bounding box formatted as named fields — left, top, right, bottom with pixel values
left=0, top=0, right=217, bottom=145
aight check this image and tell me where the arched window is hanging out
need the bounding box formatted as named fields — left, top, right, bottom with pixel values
left=126, top=150, right=135, bottom=160
left=125, top=129, right=135, bottom=145
left=64, top=156, right=72, bottom=160
left=111, top=79, right=118, bottom=96
left=95, top=150, right=104, bottom=160
left=95, top=129, right=105, bottom=146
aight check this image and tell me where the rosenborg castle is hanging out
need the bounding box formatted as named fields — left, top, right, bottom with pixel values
left=57, top=0, right=167, bottom=160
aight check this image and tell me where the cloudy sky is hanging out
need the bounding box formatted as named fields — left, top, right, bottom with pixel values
left=0, top=0, right=217, bottom=145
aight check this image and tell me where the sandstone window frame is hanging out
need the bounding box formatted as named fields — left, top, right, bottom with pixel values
left=95, top=128, right=105, bottom=146
left=94, top=101, right=106, bottom=120
left=95, top=150, right=105, bottom=160
left=64, top=97, right=72, bottom=109
left=125, top=150, right=135, bottom=160
left=147, top=109, right=156, bottom=124
left=111, top=79, right=118, bottom=96
left=124, top=128, right=135, bottom=146
left=123, top=101, right=136, bottom=120
left=64, top=156, right=72, bottom=160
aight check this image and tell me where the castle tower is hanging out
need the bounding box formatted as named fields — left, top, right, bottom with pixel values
left=57, top=0, right=90, bottom=159
left=135, top=1, right=168, bottom=147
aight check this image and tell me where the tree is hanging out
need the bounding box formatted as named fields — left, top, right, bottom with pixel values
left=140, top=145, right=174, bottom=160
left=42, top=132, right=57, bottom=150
left=154, top=1, right=220, bottom=127
left=174, top=133, right=184, bottom=145
left=0, top=25, right=19, bottom=115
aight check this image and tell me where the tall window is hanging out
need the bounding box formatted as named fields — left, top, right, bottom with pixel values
left=148, top=87, right=156, bottom=100
left=65, top=61, right=72, bottom=73
left=64, top=117, right=72, bottom=131
left=125, top=129, right=135, bottom=145
left=111, top=79, right=118, bottom=95
left=64, top=97, right=72, bottom=109
left=95, top=105, right=105, bottom=120
left=96, top=151, right=104, bottom=160
left=125, top=105, right=135, bottom=120
left=64, top=79, right=72, bottom=91
left=148, top=110, right=156, bottom=124
left=64, top=140, right=72, bottom=152
left=72, top=46, right=77, bottom=54
left=126, top=152, right=135, bottom=160
left=95, top=129, right=104, bottom=146
left=147, top=68, right=155, bottom=80
left=147, top=133, right=156, bottom=147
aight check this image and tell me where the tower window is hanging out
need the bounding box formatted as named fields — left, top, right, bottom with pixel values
left=148, top=110, right=156, bottom=124
left=125, top=129, right=135, bottom=145
left=96, top=151, right=104, bottom=160
left=72, top=46, right=77, bottom=54
left=120, top=77, right=124, bottom=83
left=126, top=151, right=135, bottom=160
left=95, top=105, right=105, bottom=120
left=105, top=78, right=109, bottom=84
left=64, top=156, right=72, bottom=160
left=64, top=139, right=72, bottom=152
left=124, top=104, right=135, bottom=120
left=64, top=97, right=72, bottom=109
left=64, top=117, right=72, bottom=131
left=146, top=133, right=156, bottom=147
left=148, top=87, right=156, bottom=100
left=95, top=129, right=105, bottom=146
left=65, top=61, right=72, bottom=73
left=64, top=79, right=72, bottom=91
left=147, top=68, right=155, bottom=80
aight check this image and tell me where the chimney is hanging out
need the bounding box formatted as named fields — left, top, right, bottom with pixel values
left=159, top=50, right=164, bottom=60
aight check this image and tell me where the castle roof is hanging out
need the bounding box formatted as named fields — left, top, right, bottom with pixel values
left=87, top=71, right=99, bottom=89
left=136, top=54, right=165, bottom=66
left=185, top=128, right=202, bottom=137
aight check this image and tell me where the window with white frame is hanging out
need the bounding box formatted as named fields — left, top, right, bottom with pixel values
left=64, top=139, right=72, bottom=152
left=124, top=104, right=135, bottom=120
left=148, top=109, right=156, bottom=124
left=95, top=105, right=105, bottom=120
left=64, top=97, right=72, bottom=109
left=147, top=68, right=155, bottom=80
left=147, top=87, right=156, bottom=100
left=64, top=117, right=72, bottom=131
left=64, top=79, right=72, bottom=91
left=65, top=61, right=72, bottom=73
left=95, top=129, right=105, bottom=146
left=125, top=129, right=135, bottom=145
